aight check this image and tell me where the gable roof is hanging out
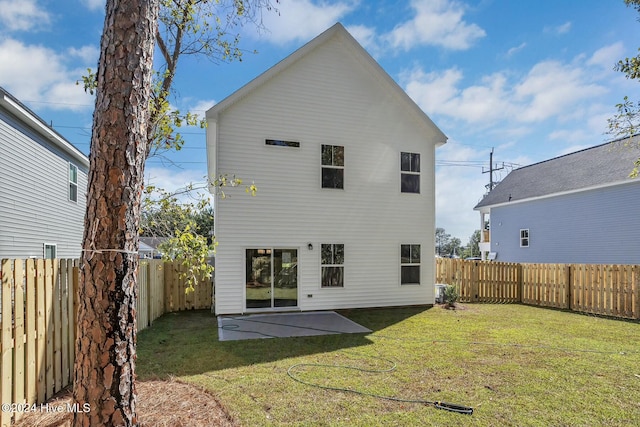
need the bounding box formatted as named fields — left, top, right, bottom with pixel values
left=206, top=22, right=446, bottom=145
left=474, top=137, right=640, bottom=210
left=0, top=86, right=89, bottom=168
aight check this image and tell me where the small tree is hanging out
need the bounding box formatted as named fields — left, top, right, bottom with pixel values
left=141, top=177, right=256, bottom=290
left=443, top=285, right=459, bottom=308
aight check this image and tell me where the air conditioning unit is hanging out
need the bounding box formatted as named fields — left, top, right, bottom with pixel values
left=434, top=284, right=448, bottom=304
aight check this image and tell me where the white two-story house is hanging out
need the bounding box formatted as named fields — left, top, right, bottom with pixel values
left=0, top=86, right=88, bottom=259
left=206, top=23, right=447, bottom=315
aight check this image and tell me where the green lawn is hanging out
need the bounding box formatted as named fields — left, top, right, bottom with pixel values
left=136, top=305, right=640, bottom=426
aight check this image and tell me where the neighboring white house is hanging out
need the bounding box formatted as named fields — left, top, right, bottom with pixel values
left=0, top=86, right=88, bottom=259
left=474, top=139, right=640, bottom=264
left=206, top=23, right=447, bottom=315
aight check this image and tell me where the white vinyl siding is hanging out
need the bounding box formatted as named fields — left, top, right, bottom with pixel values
left=209, top=29, right=441, bottom=314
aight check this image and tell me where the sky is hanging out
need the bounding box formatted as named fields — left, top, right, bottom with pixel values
left=1, top=0, right=639, bottom=243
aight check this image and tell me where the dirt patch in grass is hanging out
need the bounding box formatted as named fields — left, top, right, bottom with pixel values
left=12, top=378, right=238, bottom=427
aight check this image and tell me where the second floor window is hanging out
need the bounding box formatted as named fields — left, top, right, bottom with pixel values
left=401, top=152, right=420, bottom=193
left=520, top=229, right=529, bottom=247
left=321, top=144, right=344, bottom=189
left=69, top=163, right=78, bottom=202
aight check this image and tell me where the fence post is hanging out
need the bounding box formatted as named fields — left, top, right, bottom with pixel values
left=1, top=260, right=13, bottom=427
left=631, top=265, right=640, bottom=319
left=471, top=261, right=479, bottom=302
left=516, top=263, right=522, bottom=303
left=565, top=265, right=572, bottom=311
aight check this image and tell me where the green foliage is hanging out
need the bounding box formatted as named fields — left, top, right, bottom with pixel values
left=78, top=0, right=279, bottom=153
left=607, top=0, right=640, bottom=177
left=141, top=175, right=256, bottom=291
left=460, top=229, right=481, bottom=259
left=79, top=0, right=273, bottom=290
left=443, top=285, right=459, bottom=307
left=435, top=227, right=463, bottom=257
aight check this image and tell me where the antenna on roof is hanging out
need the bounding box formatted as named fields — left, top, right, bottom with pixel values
left=482, top=147, right=504, bottom=192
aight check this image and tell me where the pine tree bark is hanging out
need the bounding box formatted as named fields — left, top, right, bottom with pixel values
left=73, top=1, right=158, bottom=426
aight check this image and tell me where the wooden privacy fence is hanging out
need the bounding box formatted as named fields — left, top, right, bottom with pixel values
left=0, top=258, right=212, bottom=427
left=436, top=258, right=640, bottom=320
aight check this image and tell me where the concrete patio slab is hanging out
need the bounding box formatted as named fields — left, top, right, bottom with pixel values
left=217, top=311, right=371, bottom=341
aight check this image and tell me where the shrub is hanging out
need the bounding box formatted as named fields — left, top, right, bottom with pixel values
left=443, top=285, right=458, bottom=308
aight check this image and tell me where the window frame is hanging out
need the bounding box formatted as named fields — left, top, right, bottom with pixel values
left=265, top=139, right=300, bottom=148
left=400, top=244, right=421, bottom=285
left=320, top=243, right=344, bottom=288
left=44, top=243, right=57, bottom=259
left=69, top=163, right=78, bottom=202
left=400, top=152, right=420, bottom=194
left=321, top=144, right=344, bottom=189
left=520, top=229, right=530, bottom=248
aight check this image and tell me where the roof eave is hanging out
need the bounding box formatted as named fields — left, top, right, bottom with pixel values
left=0, top=90, right=89, bottom=168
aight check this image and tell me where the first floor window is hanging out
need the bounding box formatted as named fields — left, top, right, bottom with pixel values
left=321, top=243, right=344, bottom=287
left=520, top=229, right=529, bottom=247
left=44, top=243, right=57, bottom=259
left=400, top=152, right=420, bottom=193
left=401, top=244, right=420, bottom=284
left=321, top=144, right=344, bottom=189
left=69, top=163, right=78, bottom=202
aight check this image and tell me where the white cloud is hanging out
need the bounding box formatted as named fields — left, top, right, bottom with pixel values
left=403, top=67, right=512, bottom=125
left=514, top=60, right=607, bottom=122
left=587, top=42, right=624, bottom=70
left=0, top=38, right=94, bottom=110
left=346, top=24, right=378, bottom=54
left=544, top=21, right=571, bottom=35
left=506, top=42, right=526, bottom=57
left=257, top=0, right=355, bottom=45
left=403, top=67, right=463, bottom=116
left=68, top=45, right=100, bottom=64
left=386, top=0, right=485, bottom=51
left=403, top=53, right=609, bottom=128
left=80, top=0, right=104, bottom=11
left=188, top=99, right=217, bottom=121
left=144, top=167, right=211, bottom=203
left=0, top=0, right=51, bottom=31
left=435, top=142, right=487, bottom=240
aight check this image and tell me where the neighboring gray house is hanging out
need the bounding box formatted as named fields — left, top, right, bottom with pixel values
left=0, top=86, right=88, bottom=259
left=206, top=23, right=447, bottom=315
left=474, top=139, right=640, bottom=264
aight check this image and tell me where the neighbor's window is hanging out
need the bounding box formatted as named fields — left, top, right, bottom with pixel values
left=44, top=243, right=57, bottom=259
left=401, top=244, right=420, bottom=284
left=266, top=139, right=300, bottom=148
left=520, top=229, right=529, bottom=247
left=69, top=163, right=78, bottom=202
left=321, top=243, right=344, bottom=287
left=401, top=152, right=420, bottom=193
left=321, top=145, right=344, bottom=189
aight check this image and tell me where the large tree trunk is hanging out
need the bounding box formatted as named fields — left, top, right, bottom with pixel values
left=73, top=1, right=158, bottom=426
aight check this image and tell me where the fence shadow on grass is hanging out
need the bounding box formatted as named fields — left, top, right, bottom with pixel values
left=136, top=306, right=431, bottom=378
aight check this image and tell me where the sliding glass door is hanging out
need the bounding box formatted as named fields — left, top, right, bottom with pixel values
left=246, top=248, right=298, bottom=309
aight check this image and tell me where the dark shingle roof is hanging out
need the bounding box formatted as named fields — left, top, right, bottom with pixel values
left=474, top=138, right=640, bottom=209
